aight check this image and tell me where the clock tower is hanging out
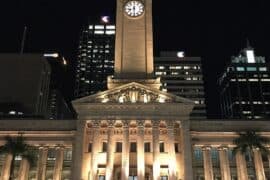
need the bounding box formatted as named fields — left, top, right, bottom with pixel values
left=109, top=0, right=161, bottom=89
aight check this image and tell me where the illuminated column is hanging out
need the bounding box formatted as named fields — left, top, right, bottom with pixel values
left=36, top=147, right=48, bottom=180
left=53, top=147, right=64, bottom=180
left=152, top=120, right=160, bottom=180
left=180, top=120, right=193, bottom=180
left=121, top=120, right=130, bottom=180
left=202, top=146, right=214, bottom=180
left=106, top=120, right=115, bottom=180
left=253, top=148, right=266, bottom=180
left=268, top=152, right=270, bottom=178
left=18, top=158, right=30, bottom=180
left=167, top=120, right=177, bottom=180
left=91, top=120, right=100, bottom=180
left=235, top=151, right=248, bottom=180
left=71, top=120, right=87, bottom=180
left=1, top=153, right=13, bottom=180
left=218, top=147, right=231, bottom=180
left=137, top=120, right=145, bottom=180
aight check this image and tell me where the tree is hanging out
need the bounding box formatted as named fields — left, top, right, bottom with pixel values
left=233, top=130, right=269, bottom=155
left=0, top=134, right=35, bottom=180
left=233, top=130, right=269, bottom=179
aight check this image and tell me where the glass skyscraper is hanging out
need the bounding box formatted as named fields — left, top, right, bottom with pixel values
left=219, top=45, right=270, bottom=119
left=75, top=17, right=115, bottom=98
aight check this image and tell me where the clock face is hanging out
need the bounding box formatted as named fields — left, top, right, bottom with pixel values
left=124, top=1, right=144, bottom=17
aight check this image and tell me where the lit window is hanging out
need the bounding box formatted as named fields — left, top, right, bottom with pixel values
left=159, top=66, right=165, bottom=70
left=247, top=67, right=257, bottom=71
left=248, top=79, right=258, bottom=82
left=105, top=30, right=115, bottom=35
left=261, top=79, right=270, bottom=82
left=94, top=25, right=104, bottom=29
left=106, top=25, right=115, bottom=29
left=94, top=30, right=104, bottom=34
left=89, top=25, right=93, bottom=29
left=236, top=67, right=245, bottom=71
left=184, top=66, right=190, bottom=70
left=259, top=67, right=267, bottom=71
left=246, top=50, right=255, bottom=63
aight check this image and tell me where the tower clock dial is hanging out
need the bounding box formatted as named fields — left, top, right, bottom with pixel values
left=124, top=1, right=144, bottom=17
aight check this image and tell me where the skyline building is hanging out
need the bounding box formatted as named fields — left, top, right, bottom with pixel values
left=219, top=45, right=270, bottom=119
left=0, top=54, right=51, bottom=118
left=0, top=1, right=270, bottom=180
left=154, top=51, right=206, bottom=119
left=74, top=16, right=115, bottom=98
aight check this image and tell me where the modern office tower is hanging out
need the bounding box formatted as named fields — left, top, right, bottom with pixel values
left=0, top=54, right=51, bottom=118
left=219, top=45, right=270, bottom=119
left=154, top=51, right=206, bottom=119
left=74, top=16, right=115, bottom=98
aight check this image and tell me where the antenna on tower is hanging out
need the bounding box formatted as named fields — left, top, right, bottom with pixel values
left=20, top=26, right=27, bottom=54
left=246, top=38, right=252, bottom=49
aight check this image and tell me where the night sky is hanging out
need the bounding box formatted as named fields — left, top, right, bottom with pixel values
left=0, top=0, right=269, bottom=118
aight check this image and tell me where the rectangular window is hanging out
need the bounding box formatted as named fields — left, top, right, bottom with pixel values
left=175, top=143, right=179, bottom=153
left=236, top=67, right=245, bottom=71
left=102, top=142, right=107, bottom=152
left=88, top=143, right=92, bottom=153
left=161, top=176, right=168, bottom=180
left=160, top=142, right=165, bottom=152
left=144, top=142, right=151, bottom=152
left=247, top=67, right=257, bottom=71
left=116, top=142, right=122, bottom=152
left=130, top=142, right=137, bottom=152
left=259, top=67, right=267, bottom=71
left=99, top=175, right=105, bottom=180
left=64, top=149, right=72, bottom=161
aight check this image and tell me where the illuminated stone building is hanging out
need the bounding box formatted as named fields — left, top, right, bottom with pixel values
left=1, top=1, right=270, bottom=180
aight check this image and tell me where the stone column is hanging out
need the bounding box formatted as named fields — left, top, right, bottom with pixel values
left=218, top=147, right=231, bottom=180
left=18, top=158, right=30, bottom=180
left=179, top=120, right=193, bottom=180
left=53, top=147, right=64, bottom=180
left=91, top=120, right=100, bottom=180
left=71, top=120, right=87, bottom=180
left=235, top=151, right=248, bottom=180
left=167, top=120, right=177, bottom=180
left=152, top=120, right=160, bottom=180
left=1, top=153, right=13, bottom=180
left=268, top=152, right=270, bottom=178
left=121, top=120, right=130, bottom=180
left=137, top=120, right=145, bottom=180
left=253, top=148, right=266, bottom=180
left=36, top=147, right=48, bottom=180
left=106, top=120, right=115, bottom=180
left=202, top=146, right=214, bottom=180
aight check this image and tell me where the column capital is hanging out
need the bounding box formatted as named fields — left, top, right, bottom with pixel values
left=218, top=146, right=229, bottom=151
left=202, top=146, right=212, bottom=151
left=107, top=120, right=115, bottom=128
left=151, top=120, right=160, bottom=128
left=122, top=120, right=130, bottom=128
left=92, top=120, right=101, bottom=128
left=137, top=120, right=145, bottom=128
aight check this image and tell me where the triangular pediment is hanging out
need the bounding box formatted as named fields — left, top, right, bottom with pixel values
left=73, top=82, right=194, bottom=105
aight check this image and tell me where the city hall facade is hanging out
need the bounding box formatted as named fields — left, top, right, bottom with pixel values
left=1, top=0, right=270, bottom=180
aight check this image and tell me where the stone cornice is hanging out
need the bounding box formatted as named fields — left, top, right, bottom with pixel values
left=75, top=103, right=193, bottom=120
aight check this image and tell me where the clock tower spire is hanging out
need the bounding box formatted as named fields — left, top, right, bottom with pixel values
left=108, top=0, right=160, bottom=89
